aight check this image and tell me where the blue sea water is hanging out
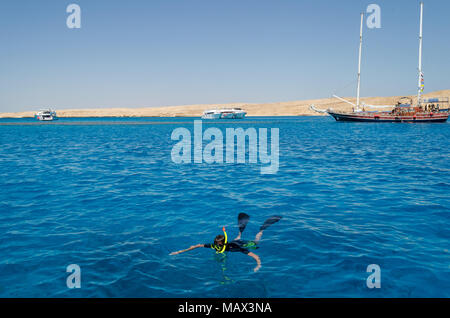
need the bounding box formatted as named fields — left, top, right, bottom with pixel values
left=0, top=116, right=449, bottom=298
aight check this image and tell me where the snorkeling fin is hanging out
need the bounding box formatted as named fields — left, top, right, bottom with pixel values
left=238, top=213, right=250, bottom=234
left=259, top=215, right=282, bottom=231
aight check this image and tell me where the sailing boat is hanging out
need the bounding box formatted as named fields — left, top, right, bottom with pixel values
left=311, top=2, right=449, bottom=122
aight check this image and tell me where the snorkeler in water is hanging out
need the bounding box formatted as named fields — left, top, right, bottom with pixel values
left=169, top=213, right=282, bottom=272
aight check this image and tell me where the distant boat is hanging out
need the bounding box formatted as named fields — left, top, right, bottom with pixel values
left=35, top=109, right=57, bottom=121
left=201, top=108, right=247, bottom=119
left=311, top=2, right=449, bottom=123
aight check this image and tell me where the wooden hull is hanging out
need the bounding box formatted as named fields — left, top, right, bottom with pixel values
left=328, top=111, right=449, bottom=123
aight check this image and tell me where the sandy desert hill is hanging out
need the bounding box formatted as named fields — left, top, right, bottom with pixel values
left=1, top=90, right=449, bottom=118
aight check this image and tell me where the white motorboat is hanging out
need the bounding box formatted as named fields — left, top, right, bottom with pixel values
left=201, top=108, right=246, bottom=119
left=35, top=109, right=57, bottom=121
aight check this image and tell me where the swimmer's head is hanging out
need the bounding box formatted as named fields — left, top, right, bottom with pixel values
left=214, top=235, right=225, bottom=247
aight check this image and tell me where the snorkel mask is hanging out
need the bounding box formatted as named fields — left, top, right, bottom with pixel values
left=213, top=227, right=228, bottom=254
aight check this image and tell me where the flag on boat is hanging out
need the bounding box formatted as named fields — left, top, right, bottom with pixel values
left=420, top=72, right=424, bottom=92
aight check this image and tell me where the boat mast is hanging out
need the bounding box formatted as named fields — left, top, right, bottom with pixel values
left=417, top=2, right=424, bottom=106
left=356, top=12, right=364, bottom=111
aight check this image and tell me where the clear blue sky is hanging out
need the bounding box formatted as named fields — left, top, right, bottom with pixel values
left=1, top=0, right=449, bottom=112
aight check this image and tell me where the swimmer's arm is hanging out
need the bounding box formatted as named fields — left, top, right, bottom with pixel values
left=247, top=252, right=261, bottom=272
left=169, top=244, right=204, bottom=255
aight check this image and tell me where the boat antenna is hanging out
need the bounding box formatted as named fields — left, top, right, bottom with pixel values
left=356, top=12, right=364, bottom=111
left=417, top=2, right=424, bottom=106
